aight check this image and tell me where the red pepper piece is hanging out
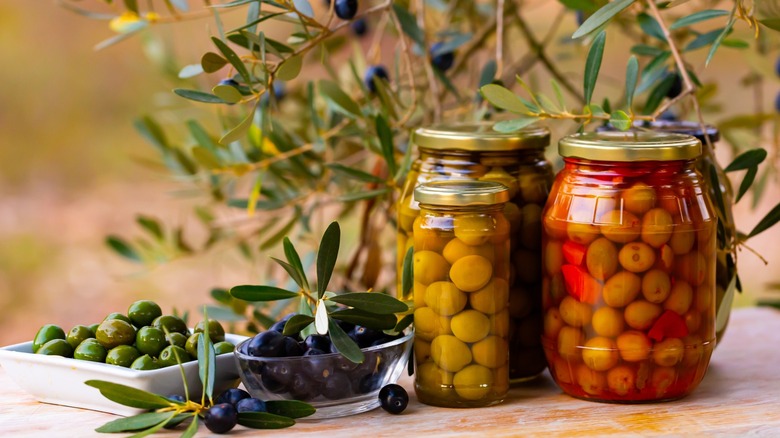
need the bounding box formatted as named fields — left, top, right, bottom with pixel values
left=562, top=241, right=587, bottom=266
left=648, top=310, right=689, bottom=342
left=561, top=264, right=601, bottom=305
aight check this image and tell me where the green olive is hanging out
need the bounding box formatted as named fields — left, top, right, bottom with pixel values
left=618, top=242, right=656, bottom=273
left=518, top=173, right=548, bottom=204
left=127, top=300, right=163, bottom=327
left=36, top=339, right=73, bottom=357
left=503, top=202, right=522, bottom=232
left=73, top=338, right=108, bottom=362
left=641, top=208, right=673, bottom=248
left=151, top=315, right=189, bottom=336
left=586, top=237, right=619, bottom=281
left=66, top=325, right=95, bottom=349
left=107, top=345, right=141, bottom=367
left=214, top=341, right=235, bottom=355
left=165, top=332, right=188, bottom=349
left=194, top=320, right=226, bottom=343
left=130, top=354, right=160, bottom=371
left=95, top=319, right=137, bottom=349
left=104, top=312, right=133, bottom=325
left=670, top=222, right=696, bottom=255
left=158, top=345, right=192, bottom=367
left=622, top=183, right=656, bottom=215
left=33, top=324, right=66, bottom=353
left=88, top=323, right=100, bottom=336
left=567, top=222, right=600, bottom=246
left=136, top=326, right=167, bottom=357
left=480, top=167, right=519, bottom=199
left=599, top=210, right=640, bottom=244
left=602, top=271, right=642, bottom=307
left=641, top=269, right=672, bottom=303
left=185, top=333, right=202, bottom=358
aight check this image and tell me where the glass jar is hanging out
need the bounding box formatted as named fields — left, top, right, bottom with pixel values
left=597, top=121, right=736, bottom=343
left=541, top=132, right=716, bottom=403
left=412, top=181, right=510, bottom=408
left=397, top=123, right=552, bottom=382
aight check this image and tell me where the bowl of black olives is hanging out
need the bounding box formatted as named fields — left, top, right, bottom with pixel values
left=234, top=316, right=413, bottom=419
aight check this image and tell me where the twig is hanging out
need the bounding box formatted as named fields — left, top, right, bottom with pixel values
left=414, top=0, right=442, bottom=121
left=511, top=10, right=585, bottom=104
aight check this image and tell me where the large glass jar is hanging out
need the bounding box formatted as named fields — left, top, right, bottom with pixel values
left=598, top=121, right=736, bottom=343
left=541, top=132, right=717, bottom=403
left=397, top=123, right=552, bottom=382
left=412, top=181, right=510, bottom=408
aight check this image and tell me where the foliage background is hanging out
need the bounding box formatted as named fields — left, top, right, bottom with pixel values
left=0, top=0, right=778, bottom=345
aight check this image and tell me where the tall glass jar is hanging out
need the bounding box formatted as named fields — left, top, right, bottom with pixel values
left=598, top=121, right=736, bottom=343
left=397, top=123, right=552, bottom=382
left=412, top=181, right=510, bottom=407
left=541, top=132, right=717, bottom=403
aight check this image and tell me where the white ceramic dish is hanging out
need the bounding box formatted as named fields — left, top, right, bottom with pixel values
left=0, top=333, right=248, bottom=415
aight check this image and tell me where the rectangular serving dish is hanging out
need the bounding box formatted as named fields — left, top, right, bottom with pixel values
left=0, top=333, right=247, bottom=415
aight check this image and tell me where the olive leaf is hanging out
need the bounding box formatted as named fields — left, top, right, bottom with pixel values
left=401, top=246, right=414, bottom=297
left=197, top=310, right=216, bottom=402
left=264, top=400, right=316, bottom=418
left=106, top=236, right=141, bottom=262
left=283, top=314, right=315, bottom=335
left=480, top=84, right=528, bottom=113
left=572, top=0, right=635, bottom=39
left=624, top=55, right=638, bottom=109
left=316, top=222, right=340, bottom=299
left=671, top=9, right=729, bottom=30
left=327, top=318, right=364, bottom=363
left=85, top=381, right=173, bottom=410
left=735, top=166, right=758, bottom=203
left=583, top=31, right=606, bottom=105
left=328, top=292, right=409, bottom=314
left=231, top=285, right=299, bottom=301
left=283, top=237, right=309, bottom=291
left=376, top=115, right=397, bottom=177
left=95, top=412, right=176, bottom=433
left=748, top=202, right=780, bottom=238
left=724, top=149, right=768, bottom=172
left=237, top=412, right=296, bottom=429
left=329, top=308, right=397, bottom=330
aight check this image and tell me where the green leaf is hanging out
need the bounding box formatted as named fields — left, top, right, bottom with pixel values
left=637, top=12, right=666, bottom=42
left=201, top=52, right=228, bottom=73
left=124, top=414, right=176, bottom=438
left=724, top=148, right=768, bottom=172
left=228, top=11, right=287, bottom=33
left=202, top=305, right=245, bottom=322
left=706, top=16, right=736, bottom=65
left=136, top=215, right=163, bottom=240
left=319, top=80, right=361, bottom=117
left=231, top=285, right=299, bottom=301
left=124, top=0, right=139, bottom=13
left=375, top=115, right=397, bottom=176
left=260, top=211, right=300, bottom=250
left=237, top=412, right=296, bottom=429
left=211, top=288, right=232, bottom=305
left=212, top=84, right=243, bottom=104
left=181, top=416, right=198, bottom=438
left=392, top=4, right=425, bottom=47
left=642, top=73, right=676, bottom=114
left=283, top=237, right=309, bottom=291
left=328, top=318, right=364, bottom=363
left=271, top=258, right=306, bottom=291
left=197, top=314, right=216, bottom=401
left=211, top=36, right=252, bottom=84
left=748, top=202, right=780, bottom=238
left=328, top=292, right=409, bottom=315
left=583, top=31, right=607, bottom=105
left=329, top=308, right=398, bottom=330
left=478, top=60, right=497, bottom=88
left=394, top=313, right=413, bottom=333
left=551, top=80, right=567, bottom=111
left=572, top=0, right=635, bottom=39
left=721, top=39, right=749, bottom=48
left=479, top=84, right=528, bottom=113
left=134, top=116, right=169, bottom=151
left=220, top=106, right=256, bottom=144
left=187, top=120, right=220, bottom=152
left=85, top=381, right=172, bottom=410
left=327, top=164, right=385, bottom=183
left=401, top=246, right=414, bottom=297
left=283, top=314, right=315, bottom=335
left=684, top=28, right=723, bottom=51
left=624, top=56, right=639, bottom=109
left=670, top=9, right=729, bottom=30
left=264, top=400, right=316, bottom=418
left=493, top=118, right=538, bottom=133
left=708, top=164, right=727, bottom=222
left=106, top=236, right=141, bottom=262
left=277, top=55, right=303, bottom=81
left=630, top=44, right=664, bottom=57
left=609, top=109, right=632, bottom=130
left=735, top=166, right=757, bottom=203
left=95, top=412, right=174, bottom=433
left=559, top=0, right=599, bottom=12
left=192, top=146, right=221, bottom=169
left=173, top=89, right=227, bottom=104
left=316, top=222, right=340, bottom=299
left=298, top=294, right=315, bottom=338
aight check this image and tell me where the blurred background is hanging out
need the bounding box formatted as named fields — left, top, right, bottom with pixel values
left=0, top=0, right=778, bottom=345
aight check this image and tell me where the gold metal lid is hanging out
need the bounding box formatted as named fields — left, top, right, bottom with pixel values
left=412, top=122, right=550, bottom=151
left=559, top=131, right=701, bottom=162
left=414, top=181, right=510, bottom=206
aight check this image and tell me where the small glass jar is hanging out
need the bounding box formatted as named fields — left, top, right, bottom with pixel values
left=541, top=132, right=717, bottom=403
left=412, top=181, right=510, bottom=408
left=398, top=123, right=552, bottom=382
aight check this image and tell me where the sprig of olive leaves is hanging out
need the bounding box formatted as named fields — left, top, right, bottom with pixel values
left=230, top=221, right=412, bottom=363
left=85, top=312, right=314, bottom=436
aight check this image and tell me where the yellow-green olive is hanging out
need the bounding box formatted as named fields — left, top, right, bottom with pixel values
left=624, top=300, right=663, bottom=330
left=552, top=356, right=576, bottom=384
left=544, top=308, right=565, bottom=339
left=490, top=308, right=510, bottom=337
left=603, top=271, right=642, bottom=307
left=559, top=296, right=593, bottom=327
left=591, top=307, right=625, bottom=338
left=469, top=278, right=509, bottom=315
left=670, top=222, right=696, bottom=255
left=518, top=173, right=548, bottom=204
left=582, top=337, right=619, bottom=372
left=641, top=269, right=672, bottom=303
left=413, top=250, right=450, bottom=286
left=651, top=366, right=677, bottom=397
left=586, top=237, right=619, bottom=281
left=567, top=222, right=601, bottom=246
left=450, top=255, right=493, bottom=292
left=453, top=214, right=495, bottom=246
left=431, top=335, right=473, bottom=373
left=675, top=251, right=707, bottom=286
left=600, top=210, right=640, bottom=244
left=425, top=281, right=467, bottom=316
left=544, top=240, right=564, bottom=276
left=641, top=208, right=673, bottom=248
left=576, top=363, right=607, bottom=395
left=480, top=167, right=519, bottom=199
left=653, top=338, right=684, bottom=367
left=607, top=365, right=636, bottom=396
left=618, top=242, right=656, bottom=273
left=664, top=280, right=693, bottom=315
left=413, top=216, right=450, bottom=253
left=694, top=283, right=713, bottom=312
left=557, top=326, right=585, bottom=361
left=616, top=330, right=652, bottom=362
left=623, top=182, right=656, bottom=215
left=442, top=239, right=494, bottom=265
left=398, top=194, right=418, bottom=232
left=503, top=202, right=523, bottom=233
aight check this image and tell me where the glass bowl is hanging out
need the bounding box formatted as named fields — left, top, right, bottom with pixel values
left=234, top=331, right=413, bottom=419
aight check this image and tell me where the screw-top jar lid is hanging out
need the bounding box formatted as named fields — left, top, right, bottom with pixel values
left=414, top=181, right=510, bottom=206
left=412, top=122, right=550, bottom=151
left=596, top=120, right=720, bottom=143
left=559, top=131, right=701, bottom=162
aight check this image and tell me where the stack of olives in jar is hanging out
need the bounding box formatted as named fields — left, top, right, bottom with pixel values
left=541, top=132, right=717, bottom=403
left=398, top=123, right=552, bottom=382
left=32, top=300, right=235, bottom=370
left=412, top=181, right=511, bottom=408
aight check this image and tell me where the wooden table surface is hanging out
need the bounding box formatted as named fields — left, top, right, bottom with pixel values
left=2, top=307, right=779, bottom=437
